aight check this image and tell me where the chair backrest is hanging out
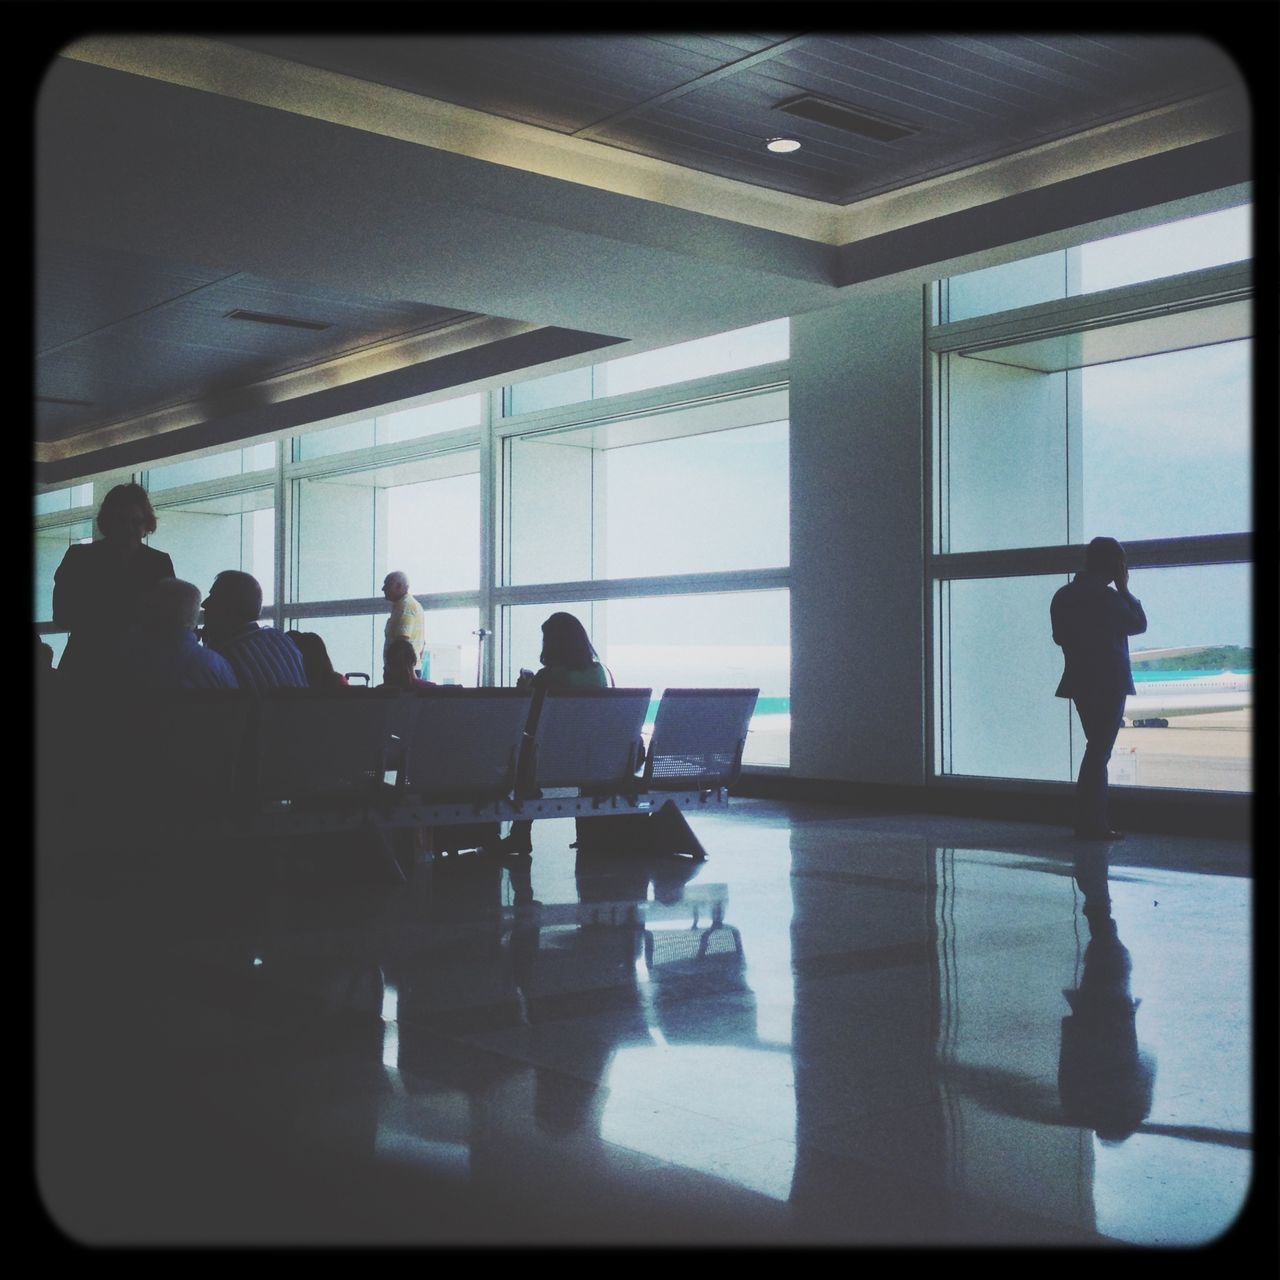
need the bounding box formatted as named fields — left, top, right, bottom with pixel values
left=530, top=687, right=651, bottom=792
left=400, top=688, right=533, bottom=801
left=643, top=688, right=759, bottom=790
left=47, top=688, right=255, bottom=825
left=255, top=688, right=403, bottom=805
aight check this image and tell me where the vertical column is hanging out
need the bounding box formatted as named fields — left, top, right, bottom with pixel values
left=788, top=288, right=926, bottom=785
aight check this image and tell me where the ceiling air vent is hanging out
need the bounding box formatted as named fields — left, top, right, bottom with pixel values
left=775, top=94, right=919, bottom=142
left=225, top=309, right=332, bottom=332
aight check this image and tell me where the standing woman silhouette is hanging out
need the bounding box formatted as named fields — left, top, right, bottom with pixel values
left=52, top=483, right=175, bottom=685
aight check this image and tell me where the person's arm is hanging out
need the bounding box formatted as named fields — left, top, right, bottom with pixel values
left=1113, top=566, right=1147, bottom=636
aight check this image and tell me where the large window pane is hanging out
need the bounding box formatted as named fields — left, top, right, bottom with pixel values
left=295, top=451, right=479, bottom=602
left=1109, top=563, right=1251, bottom=793
left=503, top=320, right=788, bottom=417
left=940, top=358, right=1070, bottom=553
left=597, top=320, right=788, bottom=398
left=603, top=421, right=788, bottom=578
left=943, top=204, right=1251, bottom=321
left=35, top=520, right=93, bottom=622
left=942, top=337, right=1250, bottom=553
left=153, top=489, right=276, bottom=606
left=507, top=410, right=788, bottom=584
left=146, top=442, right=275, bottom=492
left=937, top=575, right=1074, bottom=782
left=296, top=395, right=482, bottom=461
left=286, top=606, right=481, bottom=687
left=284, top=614, right=379, bottom=685
left=1080, top=342, right=1250, bottom=543
left=504, top=589, right=790, bottom=767
left=35, top=484, right=93, bottom=517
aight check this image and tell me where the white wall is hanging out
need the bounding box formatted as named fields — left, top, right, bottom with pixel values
left=789, top=289, right=926, bottom=785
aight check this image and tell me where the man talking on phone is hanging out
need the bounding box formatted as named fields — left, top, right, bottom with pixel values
left=1051, top=536, right=1147, bottom=840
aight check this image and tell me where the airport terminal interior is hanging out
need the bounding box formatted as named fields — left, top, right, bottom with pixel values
left=34, top=32, right=1261, bottom=1248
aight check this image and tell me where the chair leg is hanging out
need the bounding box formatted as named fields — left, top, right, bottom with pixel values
left=651, top=800, right=708, bottom=861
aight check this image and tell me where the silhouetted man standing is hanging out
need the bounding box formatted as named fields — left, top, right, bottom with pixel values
left=1051, top=537, right=1147, bottom=839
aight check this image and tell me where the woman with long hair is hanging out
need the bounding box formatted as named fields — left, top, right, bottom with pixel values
left=287, top=630, right=350, bottom=691
left=518, top=611, right=609, bottom=693
left=52, top=483, right=176, bottom=684
left=503, top=612, right=610, bottom=854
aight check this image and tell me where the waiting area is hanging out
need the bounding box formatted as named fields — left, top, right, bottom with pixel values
left=36, top=799, right=1252, bottom=1247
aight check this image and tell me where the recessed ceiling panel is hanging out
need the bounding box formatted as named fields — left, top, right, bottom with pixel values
left=219, top=32, right=1243, bottom=205
left=37, top=249, right=476, bottom=444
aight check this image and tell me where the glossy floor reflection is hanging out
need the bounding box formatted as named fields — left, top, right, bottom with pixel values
left=36, top=802, right=1253, bottom=1246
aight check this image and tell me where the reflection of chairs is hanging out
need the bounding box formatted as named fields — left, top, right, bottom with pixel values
left=643, top=897, right=743, bottom=970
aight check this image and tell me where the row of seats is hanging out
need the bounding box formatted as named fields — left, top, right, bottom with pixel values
left=36, top=686, right=759, bottom=858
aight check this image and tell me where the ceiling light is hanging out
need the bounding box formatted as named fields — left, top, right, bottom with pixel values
left=765, top=137, right=801, bottom=154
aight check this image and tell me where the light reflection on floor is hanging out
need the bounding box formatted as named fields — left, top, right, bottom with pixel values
left=36, top=801, right=1254, bottom=1246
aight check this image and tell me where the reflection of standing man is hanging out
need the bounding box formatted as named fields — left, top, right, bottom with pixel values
left=1051, top=537, right=1147, bottom=840
left=382, top=571, right=425, bottom=673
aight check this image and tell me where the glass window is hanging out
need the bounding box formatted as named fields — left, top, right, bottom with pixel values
left=154, top=488, right=276, bottom=606
left=1079, top=341, right=1250, bottom=543
left=146, top=442, right=276, bottom=492
left=285, top=606, right=482, bottom=687
left=1078, top=204, right=1251, bottom=294
left=35, top=520, right=93, bottom=623
left=504, top=367, right=594, bottom=418
left=943, top=204, right=1251, bottom=322
left=1110, top=562, right=1251, bottom=793
left=507, top=411, right=788, bottom=585
left=503, top=320, right=788, bottom=417
left=35, top=483, right=93, bottom=517
left=941, top=338, right=1250, bottom=553
left=602, top=421, right=788, bottom=578
left=504, top=589, right=789, bottom=767
left=285, top=614, right=379, bottom=686
left=294, top=418, right=376, bottom=463
left=295, top=395, right=482, bottom=461
left=294, top=451, right=480, bottom=603
left=936, top=575, right=1074, bottom=783
left=939, top=358, right=1071, bottom=553
left=597, top=319, right=788, bottom=398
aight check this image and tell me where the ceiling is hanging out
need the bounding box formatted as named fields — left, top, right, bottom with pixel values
left=34, top=30, right=1255, bottom=485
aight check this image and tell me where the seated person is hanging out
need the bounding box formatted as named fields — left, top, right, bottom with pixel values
left=503, top=612, right=611, bottom=854
left=124, top=578, right=238, bottom=690
left=379, top=637, right=436, bottom=691
left=287, top=630, right=349, bottom=691
left=200, top=571, right=308, bottom=692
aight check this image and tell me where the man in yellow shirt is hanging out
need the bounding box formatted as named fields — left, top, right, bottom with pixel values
left=382, top=570, right=425, bottom=675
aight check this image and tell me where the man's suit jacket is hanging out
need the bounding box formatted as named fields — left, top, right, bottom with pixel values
left=1051, top=570, right=1148, bottom=700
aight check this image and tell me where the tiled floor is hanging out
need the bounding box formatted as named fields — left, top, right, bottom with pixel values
left=36, top=800, right=1254, bottom=1247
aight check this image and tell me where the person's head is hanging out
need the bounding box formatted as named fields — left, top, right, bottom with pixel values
left=382, top=571, right=409, bottom=602
left=1084, top=536, right=1126, bottom=584
left=143, top=578, right=203, bottom=632
left=287, top=631, right=339, bottom=687
left=383, top=637, right=420, bottom=687
left=201, top=570, right=263, bottom=634
left=540, top=611, right=596, bottom=669
left=97, top=483, right=157, bottom=543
